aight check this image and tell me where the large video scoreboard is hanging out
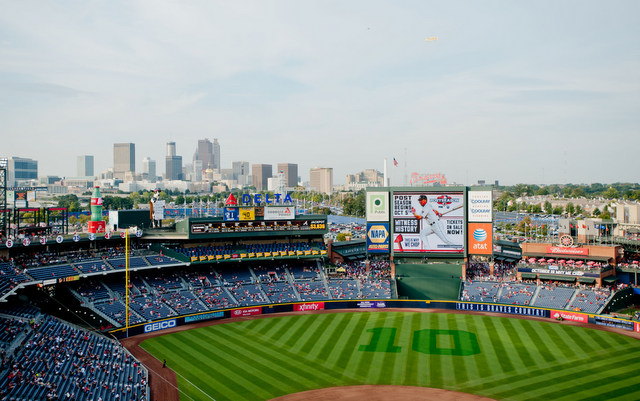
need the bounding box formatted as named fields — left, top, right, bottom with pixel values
left=190, top=219, right=326, bottom=235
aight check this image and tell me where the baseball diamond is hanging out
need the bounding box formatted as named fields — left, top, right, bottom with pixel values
left=139, top=311, right=640, bottom=401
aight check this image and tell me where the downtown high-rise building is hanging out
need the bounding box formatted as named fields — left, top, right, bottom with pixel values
left=251, top=164, right=272, bottom=191
left=7, top=156, right=38, bottom=186
left=277, top=163, right=298, bottom=188
left=165, top=142, right=183, bottom=181
left=310, top=167, right=333, bottom=195
left=113, top=143, right=135, bottom=180
left=212, top=138, right=220, bottom=171
left=142, top=157, right=156, bottom=182
left=232, top=161, right=250, bottom=186
left=194, top=139, right=214, bottom=170
left=77, top=155, right=94, bottom=177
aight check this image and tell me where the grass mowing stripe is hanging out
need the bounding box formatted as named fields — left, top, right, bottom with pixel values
left=581, top=325, right=621, bottom=350
left=315, top=313, right=349, bottom=362
left=479, top=316, right=515, bottom=374
left=458, top=341, right=640, bottom=392
left=464, top=315, right=493, bottom=380
left=352, top=313, right=387, bottom=381
left=454, top=314, right=481, bottom=385
left=565, top=324, right=597, bottom=353
left=188, top=327, right=306, bottom=393
left=485, top=354, right=640, bottom=399
left=288, top=314, right=328, bottom=352
left=324, top=312, right=369, bottom=379
left=445, top=314, right=469, bottom=387
left=252, top=315, right=283, bottom=336
left=373, top=312, right=406, bottom=384
left=526, top=368, right=640, bottom=401
left=262, top=315, right=298, bottom=340
left=180, top=330, right=276, bottom=399
left=538, top=322, right=577, bottom=360
left=399, top=312, right=422, bottom=385
left=518, top=320, right=556, bottom=364
left=217, top=322, right=352, bottom=385
left=426, top=313, right=442, bottom=387
left=386, top=312, right=415, bottom=385
left=272, top=315, right=315, bottom=346
left=298, top=314, right=334, bottom=355
left=146, top=335, right=241, bottom=400
left=500, top=318, right=536, bottom=369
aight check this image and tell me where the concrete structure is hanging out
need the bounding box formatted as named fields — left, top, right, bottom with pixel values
left=310, top=167, right=333, bottom=195
left=7, top=157, right=38, bottom=186
left=277, top=163, right=298, bottom=188
left=165, top=142, right=182, bottom=181
left=252, top=164, right=272, bottom=191
left=113, top=143, right=135, bottom=180
left=77, top=155, right=94, bottom=177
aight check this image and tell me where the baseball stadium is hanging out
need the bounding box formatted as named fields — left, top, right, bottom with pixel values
left=1, top=186, right=640, bottom=400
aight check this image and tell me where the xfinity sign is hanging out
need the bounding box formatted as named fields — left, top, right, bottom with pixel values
left=144, top=319, right=177, bottom=333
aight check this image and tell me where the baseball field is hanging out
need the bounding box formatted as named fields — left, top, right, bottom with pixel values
left=140, top=311, right=640, bottom=401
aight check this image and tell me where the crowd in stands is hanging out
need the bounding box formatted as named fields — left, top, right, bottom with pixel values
left=466, top=261, right=517, bottom=281
left=0, top=307, right=148, bottom=401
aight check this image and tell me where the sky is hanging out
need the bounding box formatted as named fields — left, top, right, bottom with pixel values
left=1, top=0, right=639, bottom=187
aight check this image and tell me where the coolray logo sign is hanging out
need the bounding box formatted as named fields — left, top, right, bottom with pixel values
left=231, top=307, right=262, bottom=317
left=551, top=311, right=588, bottom=323
left=468, top=191, right=493, bottom=222
left=144, top=319, right=176, bottom=333
left=366, top=192, right=389, bottom=222
left=468, top=223, right=492, bottom=255
left=294, top=302, right=325, bottom=311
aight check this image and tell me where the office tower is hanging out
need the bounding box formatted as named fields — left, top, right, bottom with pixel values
left=251, top=164, right=272, bottom=191
left=142, top=157, right=156, bottom=182
left=77, top=155, right=94, bottom=177
left=165, top=142, right=183, bottom=181
left=194, top=139, right=214, bottom=170
left=7, top=157, right=38, bottom=186
left=212, top=138, right=220, bottom=171
left=310, top=167, right=333, bottom=195
left=113, top=143, right=135, bottom=180
left=232, top=161, right=250, bottom=186
left=277, top=163, right=298, bottom=188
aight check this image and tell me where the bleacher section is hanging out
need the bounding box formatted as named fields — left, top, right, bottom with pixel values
left=26, top=264, right=79, bottom=281
left=0, top=310, right=148, bottom=401
left=533, top=286, right=576, bottom=309
left=498, top=283, right=536, bottom=306
left=569, top=288, right=612, bottom=313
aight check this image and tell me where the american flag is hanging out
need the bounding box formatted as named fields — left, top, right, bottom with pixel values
left=393, top=157, right=398, bottom=167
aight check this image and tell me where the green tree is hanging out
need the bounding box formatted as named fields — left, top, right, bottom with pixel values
left=336, top=233, right=348, bottom=242
left=543, top=201, right=553, bottom=214
left=603, top=187, right=620, bottom=199
left=552, top=206, right=563, bottom=215
left=565, top=202, right=575, bottom=216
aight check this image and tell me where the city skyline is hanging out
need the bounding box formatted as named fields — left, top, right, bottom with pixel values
left=1, top=1, right=638, bottom=186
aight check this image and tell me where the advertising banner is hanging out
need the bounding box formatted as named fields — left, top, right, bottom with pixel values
left=224, top=207, right=239, bottom=221
left=546, top=247, right=589, bottom=256
left=468, top=191, right=492, bottom=222
left=366, top=192, right=389, bottom=222
left=144, top=319, right=177, bottom=333
left=550, top=311, right=588, bottom=323
left=392, top=192, right=464, bottom=253
left=468, top=223, right=493, bottom=255
left=264, top=206, right=295, bottom=220
left=294, top=302, right=325, bottom=311
left=185, top=311, right=224, bottom=323
left=231, top=307, right=262, bottom=317
left=366, top=223, right=390, bottom=253
left=239, top=207, right=255, bottom=221
left=357, top=301, right=387, bottom=308
left=594, top=316, right=634, bottom=331
left=456, top=303, right=548, bottom=317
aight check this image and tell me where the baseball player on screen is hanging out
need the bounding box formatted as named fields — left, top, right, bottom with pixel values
left=412, top=194, right=454, bottom=249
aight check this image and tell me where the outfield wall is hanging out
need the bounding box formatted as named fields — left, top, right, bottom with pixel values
left=109, top=300, right=640, bottom=339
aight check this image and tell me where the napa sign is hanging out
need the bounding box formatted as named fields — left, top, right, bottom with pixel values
left=367, top=223, right=390, bottom=253
left=241, top=193, right=293, bottom=205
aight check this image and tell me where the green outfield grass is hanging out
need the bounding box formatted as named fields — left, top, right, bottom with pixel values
left=141, top=312, right=640, bottom=401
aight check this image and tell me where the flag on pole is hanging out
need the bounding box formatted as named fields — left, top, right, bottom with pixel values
left=393, top=157, right=398, bottom=167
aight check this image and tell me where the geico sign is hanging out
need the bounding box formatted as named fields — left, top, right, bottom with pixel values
left=144, top=319, right=177, bottom=333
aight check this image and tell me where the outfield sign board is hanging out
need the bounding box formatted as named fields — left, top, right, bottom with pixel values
left=456, top=303, right=548, bottom=317
left=366, top=192, right=389, bottom=222
left=144, top=319, right=177, bottom=333
left=264, top=207, right=295, bottom=220
left=550, top=311, right=588, bottom=323
left=468, top=191, right=493, bottom=222
left=294, top=302, right=325, bottom=311
left=185, top=311, right=224, bottom=323
left=366, top=223, right=390, bottom=253
left=357, top=301, right=387, bottom=308
left=594, top=316, right=634, bottom=331
left=231, top=307, right=262, bottom=317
